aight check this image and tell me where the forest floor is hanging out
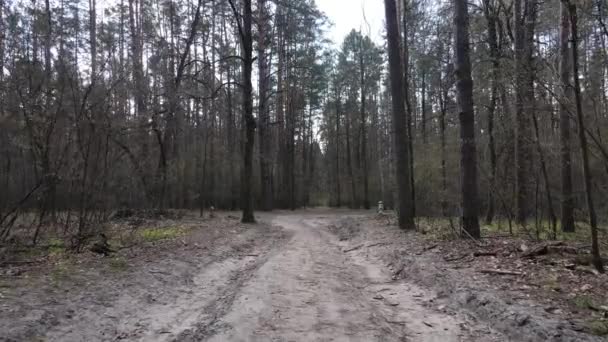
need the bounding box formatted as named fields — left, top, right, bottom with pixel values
left=0, top=209, right=606, bottom=341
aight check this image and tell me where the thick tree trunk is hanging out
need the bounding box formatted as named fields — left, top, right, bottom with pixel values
left=402, top=0, right=416, bottom=217
left=384, top=0, right=414, bottom=229
left=514, top=0, right=536, bottom=225
left=559, top=1, right=576, bottom=233
left=483, top=0, right=498, bottom=225
left=454, top=0, right=480, bottom=238
left=230, top=0, right=256, bottom=222
left=257, top=0, right=272, bottom=211
left=242, top=0, right=256, bottom=222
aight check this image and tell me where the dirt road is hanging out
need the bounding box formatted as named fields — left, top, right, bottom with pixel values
left=199, top=213, right=496, bottom=341
left=4, top=210, right=583, bottom=341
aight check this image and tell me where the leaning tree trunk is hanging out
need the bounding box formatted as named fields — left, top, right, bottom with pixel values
left=384, top=0, right=414, bottom=229
left=454, top=0, right=480, bottom=238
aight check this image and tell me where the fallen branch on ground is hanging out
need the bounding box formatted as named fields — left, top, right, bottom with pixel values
left=479, top=269, right=523, bottom=276
left=366, top=242, right=391, bottom=248
left=521, top=242, right=564, bottom=258
left=473, top=251, right=497, bottom=257
left=444, top=254, right=468, bottom=262
left=343, top=244, right=364, bottom=253
left=0, top=260, right=38, bottom=267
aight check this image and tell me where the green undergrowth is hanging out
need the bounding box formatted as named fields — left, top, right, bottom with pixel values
left=412, top=216, right=606, bottom=252
left=138, top=226, right=186, bottom=242
left=572, top=295, right=597, bottom=310
left=586, top=319, right=608, bottom=336
left=48, top=238, right=66, bottom=256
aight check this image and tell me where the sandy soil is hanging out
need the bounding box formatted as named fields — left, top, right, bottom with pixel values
left=0, top=210, right=601, bottom=341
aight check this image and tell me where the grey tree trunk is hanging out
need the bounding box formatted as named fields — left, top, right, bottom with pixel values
left=241, top=0, right=256, bottom=223
left=402, top=0, right=416, bottom=217
left=89, top=0, right=96, bottom=83
left=559, top=1, right=575, bottom=233
left=384, top=0, right=414, bottom=229
left=229, top=0, right=255, bottom=222
left=482, top=0, right=498, bottom=225
left=359, top=35, right=370, bottom=210
left=257, top=0, right=272, bottom=211
left=454, top=0, right=480, bottom=238
left=514, top=0, right=536, bottom=225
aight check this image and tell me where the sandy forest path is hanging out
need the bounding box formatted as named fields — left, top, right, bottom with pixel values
left=1, top=210, right=504, bottom=342
left=201, top=212, right=497, bottom=341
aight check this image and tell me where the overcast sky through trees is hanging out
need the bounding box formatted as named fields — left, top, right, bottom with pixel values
left=317, top=0, right=385, bottom=46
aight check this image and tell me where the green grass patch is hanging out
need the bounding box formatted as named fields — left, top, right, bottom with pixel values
left=572, top=295, right=597, bottom=310
left=48, top=238, right=66, bottom=256
left=139, top=226, right=185, bottom=242
left=586, top=320, right=608, bottom=336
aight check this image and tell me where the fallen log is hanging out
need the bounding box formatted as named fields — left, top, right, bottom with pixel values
left=521, top=242, right=564, bottom=258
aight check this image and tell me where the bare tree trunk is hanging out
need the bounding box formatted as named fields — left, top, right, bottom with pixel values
left=454, top=0, right=480, bottom=238
left=421, top=71, right=427, bottom=144
left=402, top=0, right=416, bottom=217
left=439, top=89, right=448, bottom=217
left=257, top=0, right=272, bottom=211
left=89, top=0, right=96, bottom=83
left=567, top=1, right=604, bottom=273
left=559, top=1, right=575, bottom=232
left=359, top=35, right=370, bottom=210
left=345, top=107, right=356, bottom=208
left=483, top=0, right=498, bottom=225
left=335, top=84, right=342, bottom=207
left=230, top=0, right=256, bottom=223
left=384, top=0, right=414, bottom=229
left=514, top=0, right=536, bottom=225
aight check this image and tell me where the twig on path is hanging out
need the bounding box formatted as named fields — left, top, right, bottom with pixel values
left=0, top=260, right=38, bottom=266
left=473, top=251, right=497, bottom=257
left=417, top=244, right=439, bottom=255
left=444, top=254, right=469, bottom=262
left=384, top=318, right=407, bottom=325
left=366, top=242, right=391, bottom=249
left=479, top=269, right=523, bottom=276
left=343, top=244, right=364, bottom=253
left=149, top=269, right=171, bottom=275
